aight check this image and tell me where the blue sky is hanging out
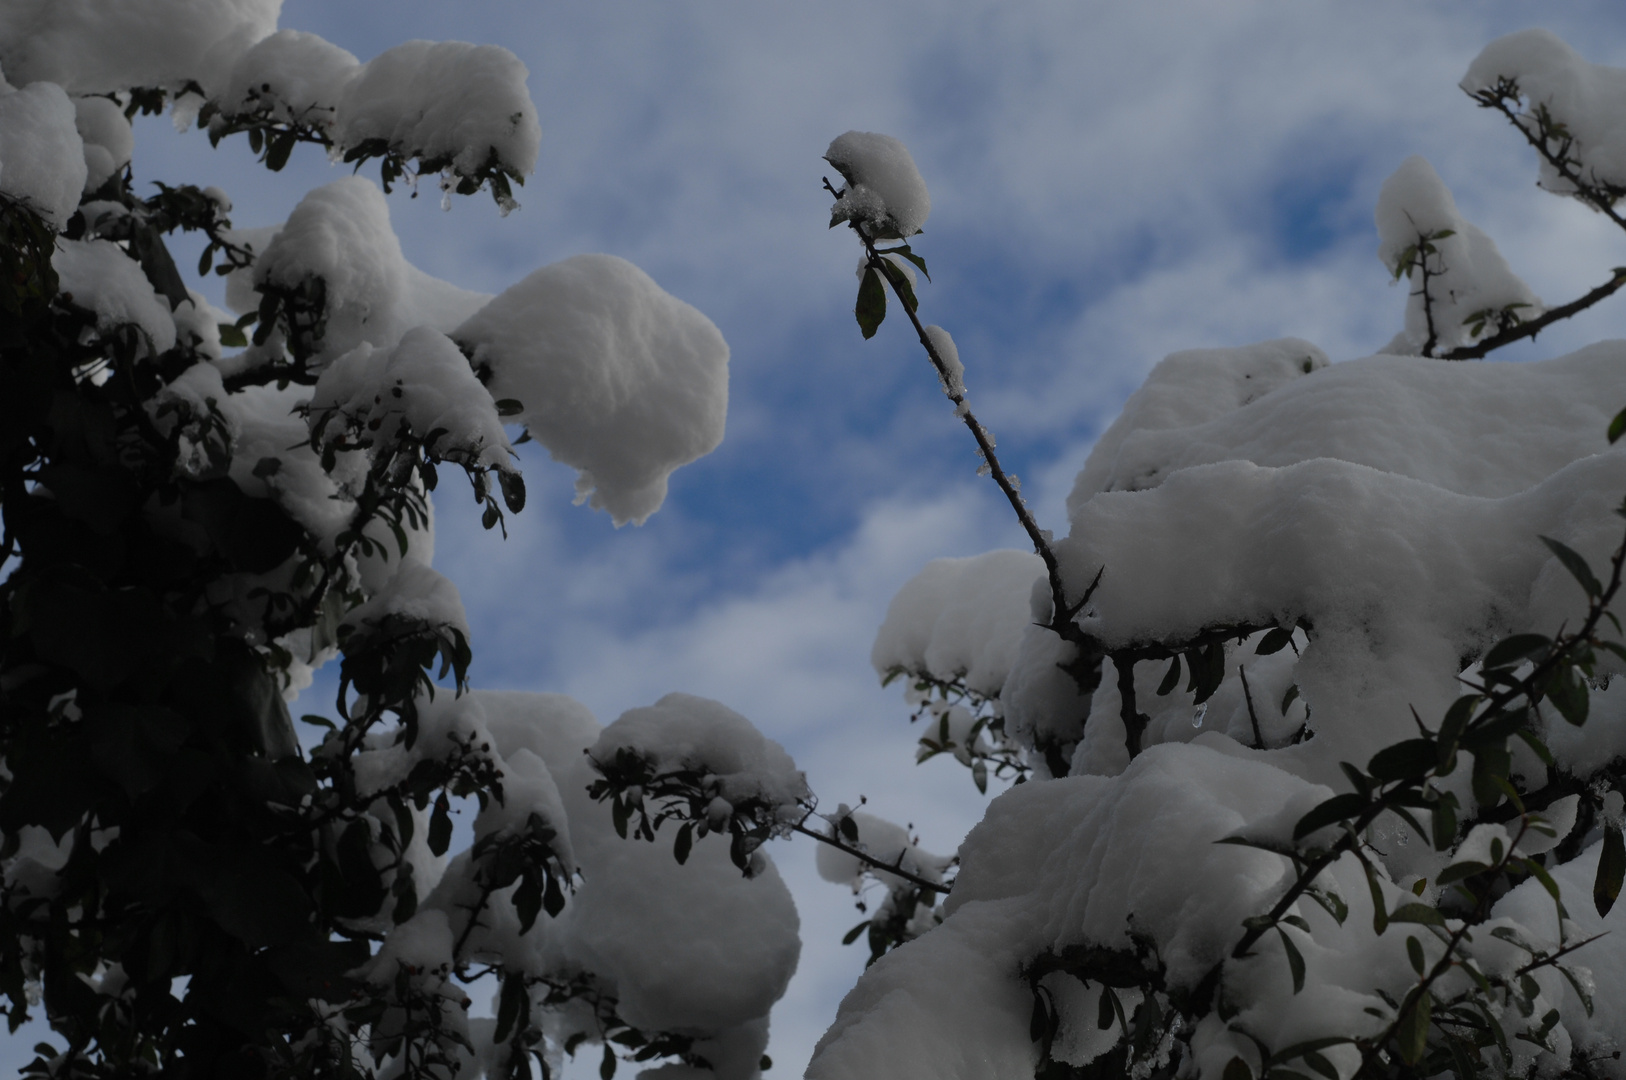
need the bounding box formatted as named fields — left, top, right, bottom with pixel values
left=20, top=2, right=1626, bottom=1075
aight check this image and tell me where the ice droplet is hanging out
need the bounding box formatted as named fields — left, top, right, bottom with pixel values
left=1192, top=703, right=1207, bottom=729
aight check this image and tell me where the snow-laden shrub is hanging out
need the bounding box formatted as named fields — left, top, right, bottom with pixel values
left=806, top=32, right=1626, bottom=1080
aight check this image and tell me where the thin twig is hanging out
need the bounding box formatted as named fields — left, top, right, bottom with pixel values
left=861, top=238, right=1076, bottom=636
left=1443, top=268, right=1626, bottom=359
left=1238, top=664, right=1265, bottom=750
left=789, top=819, right=951, bottom=895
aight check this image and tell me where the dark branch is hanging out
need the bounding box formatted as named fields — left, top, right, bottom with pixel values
left=789, top=819, right=951, bottom=895
left=1443, top=268, right=1626, bottom=359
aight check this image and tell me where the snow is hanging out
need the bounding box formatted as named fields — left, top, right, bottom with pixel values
left=825, top=132, right=931, bottom=240
left=809, top=742, right=1405, bottom=1080
left=1495, top=840, right=1626, bottom=1078
left=1464, top=28, right=1626, bottom=198
left=0, top=80, right=87, bottom=227
left=473, top=691, right=802, bottom=1080
left=1070, top=338, right=1328, bottom=501
left=0, top=0, right=277, bottom=96
left=591, top=693, right=809, bottom=819
left=52, top=238, right=177, bottom=356
left=341, top=555, right=470, bottom=641
left=923, top=325, right=965, bottom=399
left=821, top=333, right=1626, bottom=1079
left=254, top=176, right=493, bottom=361
left=455, top=254, right=730, bottom=526
left=333, top=40, right=540, bottom=181
left=1373, top=156, right=1540, bottom=355
left=72, top=95, right=131, bottom=194
left=871, top=550, right=1043, bottom=698
left=309, top=326, right=516, bottom=477
left=220, top=29, right=360, bottom=130
left=813, top=810, right=949, bottom=893
left=217, top=33, right=542, bottom=185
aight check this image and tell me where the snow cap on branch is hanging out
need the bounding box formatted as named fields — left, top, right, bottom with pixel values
left=455, top=254, right=729, bottom=526
left=1463, top=28, right=1626, bottom=195
left=52, top=238, right=177, bottom=355
left=0, top=0, right=278, bottom=96
left=1374, top=156, right=1540, bottom=356
left=591, top=693, right=808, bottom=815
left=872, top=549, right=1043, bottom=699
left=0, top=80, right=87, bottom=227
left=254, top=176, right=492, bottom=360
left=309, top=326, right=515, bottom=477
left=826, top=131, right=931, bottom=240
left=73, top=95, right=133, bottom=193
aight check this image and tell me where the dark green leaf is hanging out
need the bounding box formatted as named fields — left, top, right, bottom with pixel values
left=495, top=398, right=524, bottom=417
left=543, top=869, right=566, bottom=918
left=1546, top=665, right=1590, bottom=727
left=1388, top=903, right=1447, bottom=927
left=1276, top=927, right=1305, bottom=993
left=265, top=130, right=296, bottom=172
left=1396, top=990, right=1432, bottom=1065
left=1482, top=633, right=1551, bottom=671
left=1596, top=824, right=1625, bottom=918
left=1255, top=626, right=1295, bottom=656
left=674, top=821, right=694, bottom=865
left=515, top=870, right=543, bottom=934
left=1293, top=793, right=1368, bottom=841
left=841, top=920, right=868, bottom=945
left=1540, top=535, right=1603, bottom=598
left=1406, top=935, right=1426, bottom=976
left=877, top=258, right=919, bottom=313
left=1223, top=1058, right=1253, bottom=1080
left=429, top=794, right=453, bottom=856
left=1301, top=1051, right=1339, bottom=1080
left=494, top=970, right=528, bottom=1044
left=839, top=815, right=859, bottom=842
left=855, top=267, right=886, bottom=339
left=884, top=245, right=930, bottom=280
left=1156, top=656, right=1181, bottom=696
left=1609, top=406, right=1626, bottom=444
left=1367, top=739, right=1437, bottom=783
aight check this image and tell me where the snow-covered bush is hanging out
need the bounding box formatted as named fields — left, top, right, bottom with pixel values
left=0, top=8, right=793, bottom=1080
left=801, top=31, right=1626, bottom=1080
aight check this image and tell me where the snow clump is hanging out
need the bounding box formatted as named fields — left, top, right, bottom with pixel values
left=309, top=325, right=516, bottom=478
left=1463, top=28, right=1626, bottom=196
left=1374, top=156, right=1540, bottom=355
left=826, top=131, right=931, bottom=240
left=0, top=80, right=87, bottom=226
left=455, top=254, right=730, bottom=526
left=871, top=549, right=1043, bottom=699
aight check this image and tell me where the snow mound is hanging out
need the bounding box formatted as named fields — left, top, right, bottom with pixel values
left=73, top=95, right=133, bottom=194
left=1374, top=156, right=1540, bottom=355
left=254, top=176, right=493, bottom=360
left=809, top=742, right=1399, bottom=1080
left=826, top=131, right=931, bottom=240
left=1071, top=338, right=1327, bottom=501
left=1464, top=28, right=1626, bottom=196
left=310, top=326, right=515, bottom=477
left=470, top=692, right=801, bottom=1079
left=455, top=254, right=730, bottom=526
left=0, top=0, right=278, bottom=96
left=871, top=549, right=1044, bottom=698
left=220, top=32, right=541, bottom=184
left=53, top=238, right=176, bottom=355
left=591, top=693, right=809, bottom=816
left=0, top=80, right=87, bottom=227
